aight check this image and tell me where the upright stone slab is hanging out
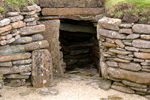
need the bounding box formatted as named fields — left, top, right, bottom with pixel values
left=32, top=49, right=53, bottom=88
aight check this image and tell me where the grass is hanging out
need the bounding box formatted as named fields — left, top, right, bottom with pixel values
left=0, top=6, right=5, bottom=13
left=105, top=0, right=150, bottom=9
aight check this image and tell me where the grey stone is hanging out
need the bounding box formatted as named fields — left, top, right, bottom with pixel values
left=13, top=59, right=32, bottom=65
left=14, top=37, right=32, bottom=44
left=21, top=11, right=36, bottom=15
left=117, top=55, right=133, bottom=61
left=141, top=62, right=150, bottom=66
left=7, top=38, right=15, bottom=44
left=122, top=80, right=147, bottom=88
left=0, top=62, right=12, bottom=67
left=39, top=88, right=59, bottom=95
left=24, top=4, right=41, bottom=12
left=125, top=46, right=139, bottom=52
left=113, top=58, right=130, bottom=63
left=134, top=58, right=144, bottom=62
left=7, top=12, right=20, bottom=17
left=111, top=83, right=135, bottom=94
left=107, top=67, right=150, bottom=85
left=98, top=29, right=126, bottom=39
left=32, top=34, right=44, bottom=41
left=133, top=24, right=150, bottom=34
left=9, top=15, right=23, bottom=22
left=24, top=18, right=35, bottom=22
left=119, top=29, right=133, bottom=34
left=119, top=63, right=141, bottom=71
left=109, top=49, right=130, bottom=55
left=132, top=40, right=150, bottom=49
left=122, top=40, right=132, bottom=46
left=99, top=78, right=112, bottom=90
left=20, top=24, right=45, bottom=35
left=26, top=21, right=37, bottom=26
left=106, top=61, right=118, bottom=67
left=126, top=34, right=140, bottom=39
left=0, top=18, right=11, bottom=27
left=115, top=40, right=125, bottom=48
left=119, top=23, right=133, bottom=28
left=6, top=74, right=29, bottom=79
left=98, top=17, right=121, bottom=30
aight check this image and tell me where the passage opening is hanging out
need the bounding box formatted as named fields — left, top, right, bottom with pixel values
left=59, top=19, right=99, bottom=75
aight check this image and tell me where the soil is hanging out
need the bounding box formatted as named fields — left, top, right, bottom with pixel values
left=0, top=74, right=147, bottom=100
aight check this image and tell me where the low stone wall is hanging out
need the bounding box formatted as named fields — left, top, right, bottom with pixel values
left=97, top=17, right=150, bottom=95
left=0, top=4, right=52, bottom=88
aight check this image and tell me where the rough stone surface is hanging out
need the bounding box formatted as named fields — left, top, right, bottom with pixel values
left=106, top=61, right=118, bottom=67
left=98, top=29, right=126, bottom=39
left=122, top=80, right=147, bottom=88
left=133, top=24, right=150, bottom=34
left=132, top=40, right=150, bottom=49
left=42, top=8, right=104, bottom=16
left=0, top=25, right=12, bottom=34
left=119, top=29, right=133, bottom=34
left=98, top=17, right=121, bottom=30
left=11, top=21, right=26, bottom=29
left=126, top=34, right=140, bottom=39
left=107, top=67, right=150, bottom=85
left=134, top=52, right=150, bottom=59
left=20, top=25, right=45, bottom=35
left=0, top=18, right=11, bottom=27
left=32, top=49, right=53, bottom=88
left=115, top=40, right=125, bottom=48
left=118, top=63, right=141, bottom=71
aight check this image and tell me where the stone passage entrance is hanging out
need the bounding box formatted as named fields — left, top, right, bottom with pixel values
left=59, top=19, right=99, bottom=73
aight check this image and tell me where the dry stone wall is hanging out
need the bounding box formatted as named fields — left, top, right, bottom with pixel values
left=0, top=4, right=52, bottom=88
left=97, top=17, right=150, bottom=95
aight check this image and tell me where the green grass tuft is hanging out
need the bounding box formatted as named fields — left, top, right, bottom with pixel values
left=0, top=6, right=5, bottom=13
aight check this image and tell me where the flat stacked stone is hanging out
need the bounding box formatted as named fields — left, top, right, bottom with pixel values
left=97, top=17, right=150, bottom=95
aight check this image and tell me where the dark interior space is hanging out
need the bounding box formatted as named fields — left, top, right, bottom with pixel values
left=59, top=19, right=99, bottom=75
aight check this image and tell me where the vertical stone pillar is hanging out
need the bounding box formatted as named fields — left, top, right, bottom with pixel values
left=32, top=49, right=53, bottom=88
left=41, top=20, right=65, bottom=76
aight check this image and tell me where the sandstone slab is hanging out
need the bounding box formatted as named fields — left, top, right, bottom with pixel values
left=133, top=24, right=150, bottom=34
left=132, top=40, right=150, bottom=49
left=107, top=67, right=150, bottom=85
left=42, top=8, right=104, bottom=16
left=98, top=29, right=126, bottom=39
left=119, top=63, right=141, bottom=71
left=134, top=52, right=150, bottom=59
left=98, top=17, right=121, bottom=30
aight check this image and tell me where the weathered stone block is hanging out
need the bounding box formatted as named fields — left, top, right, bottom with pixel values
left=98, top=29, right=126, bottom=39
left=42, top=8, right=104, bottom=16
left=11, top=21, right=26, bottom=29
left=134, top=52, right=150, bottom=59
left=20, top=24, right=45, bottom=35
left=0, top=25, right=12, bottom=34
left=132, top=40, right=150, bottom=49
left=119, top=63, right=141, bottom=71
left=0, top=18, right=11, bottom=27
left=98, top=17, right=121, bottom=30
left=0, top=53, right=31, bottom=62
left=108, top=67, right=150, bottom=85
left=9, top=15, right=23, bottom=22
left=133, top=24, right=150, bottom=34
left=119, top=29, right=133, bottom=34
left=32, top=49, right=53, bottom=88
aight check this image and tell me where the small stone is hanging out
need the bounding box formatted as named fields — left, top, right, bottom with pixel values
left=0, top=25, right=12, bottom=34
left=32, top=34, right=44, bottom=41
left=132, top=40, right=150, bottom=49
left=24, top=4, right=41, bottom=12
left=7, top=12, right=20, bottom=17
left=15, top=35, right=21, bottom=40
left=98, top=29, right=126, bottom=39
left=133, top=24, right=150, bottom=34
left=0, top=40, right=7, bottom=45
left=6, top=34, right=13, bottom=40
left=122, top=80, right=147, bottom=88
left=117, top=55, right=133, bottom=61
left=11, top=21, right=26, bottom=29
left=119, top=63, right=141, bottom=71
left=119, top=23, right=133, bottom=28
left=24, top=18, right=35, bottom=22
left=141, top=35, right=150, bottom=40
left=7, top=38, right=15, bottom=44
left=39, top=88, right=59, bottom=95
left=6, top=74, right=29, bottom=79
left=13, top=59, right=32, bottom=65
left=14, top=37, right=32, bottom=44
left=106, top=61, right=118, bottom=67
left=99, top=78, right=112, bottom=90
left=115, top=40, right=125, bottom=48
left=108, top=95, right=123, bottom=100
left=122, top=40, right=132, bottom=46
left=26, top=21, right=37, bottom=26
left=109, top=49, right=130, bottom=55
left=125, top=46, right=139, bottom=52
left=9, top=15, right=24, bottom=22
left=134, top=58, right=144, bottom=62
left=0, top=62, right=12, bottom=67
left=134, top=52, right=150, bottom=59
left=126, top=34, right=140, bottom=39
left=141, top=62, right=150, bottom=66
left=102, top=42, right=116, bottom=48
left=98, top=17, right=121, bottom=30
left=111, top=83, right=135, bottom=94
left=119, top=29, right=133, bottom=34
left=139, top=49, right=150, bottom=53
left=21, top=11, right=36, bottom=15
left=0, top=18, right=11, bottom=27
left=113, top=58, right=130, bottom=63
